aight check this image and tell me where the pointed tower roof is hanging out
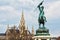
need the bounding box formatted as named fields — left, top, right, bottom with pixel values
left=6, top=24, right=9, bottom=34
left=27, top=26, right=28, bottom=30
left=32, top=26, right=34, bottom=35
left=7, top=24, right=9, bottom=29
left=19, top=11, right=25, bottom=31
left=25, top=25, right=28, bottom=30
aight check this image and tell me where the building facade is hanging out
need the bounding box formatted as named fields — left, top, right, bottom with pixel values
left=0, top=12, right=34, bottom=40
left=56, top=37, right=60, bottom=40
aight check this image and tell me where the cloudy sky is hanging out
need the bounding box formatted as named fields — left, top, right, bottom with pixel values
left=0, top=0, right=60, bottom=37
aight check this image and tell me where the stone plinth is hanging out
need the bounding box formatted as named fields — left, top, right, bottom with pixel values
left=35, top=27, right=50, bottom=36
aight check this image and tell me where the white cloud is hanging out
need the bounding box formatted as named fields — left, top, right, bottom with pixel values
left=0, top=0, right=60, bottom=36
left=0, top=6, right=15, bottom=11
left=0, top=6, right=19, bottom=19
left=0, top=24, right=7, bottom=33
left=45, top=0, right=60, bottom=19
left=0, top=6, right=21, bottom=25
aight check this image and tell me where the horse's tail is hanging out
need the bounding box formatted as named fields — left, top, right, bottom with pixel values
left=43, top=16, right=47, bottom=22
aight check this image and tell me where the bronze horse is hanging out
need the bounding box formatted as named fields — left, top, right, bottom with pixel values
left=38, top=16, right=47, bottom=27
left=37, top=0, right=47, bottom=28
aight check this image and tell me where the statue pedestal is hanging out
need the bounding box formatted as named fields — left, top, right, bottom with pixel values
left=35, top=27, right=50, bottom=36
left=34, top=27, right=50, bottom=40
left=33, top=36, right=51, bottom=40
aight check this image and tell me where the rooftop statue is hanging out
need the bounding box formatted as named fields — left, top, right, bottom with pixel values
left=37, top=0, right=47, bottom=28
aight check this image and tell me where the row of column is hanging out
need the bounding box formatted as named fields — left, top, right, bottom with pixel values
left=35, top=38, right=50, bottom=40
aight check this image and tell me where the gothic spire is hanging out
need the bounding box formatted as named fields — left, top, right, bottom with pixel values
left=19, top=11, right=25, bottom=31
left=7, top=24, right=9, bottom=29
left=32, top=26, right=34, bottom=35
left=25, top=25, right=28, bottom=30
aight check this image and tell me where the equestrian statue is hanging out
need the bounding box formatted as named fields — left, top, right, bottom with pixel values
left=37, top=0, right=47, bottom=28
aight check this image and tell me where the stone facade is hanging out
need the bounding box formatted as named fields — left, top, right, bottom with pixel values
left=56, top=37, right=60, bottom=40
left=0, top=12, right=34, bottom=40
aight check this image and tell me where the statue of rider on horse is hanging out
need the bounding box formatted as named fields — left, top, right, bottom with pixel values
left=37, top=0, right=47, bottom=28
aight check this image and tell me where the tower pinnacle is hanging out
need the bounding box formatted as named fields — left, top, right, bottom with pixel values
left=7, top=24, right=9, bottom=29
left=32, top=26, right=34, bottom=35
left=19, top=11, right=26, bottom=34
